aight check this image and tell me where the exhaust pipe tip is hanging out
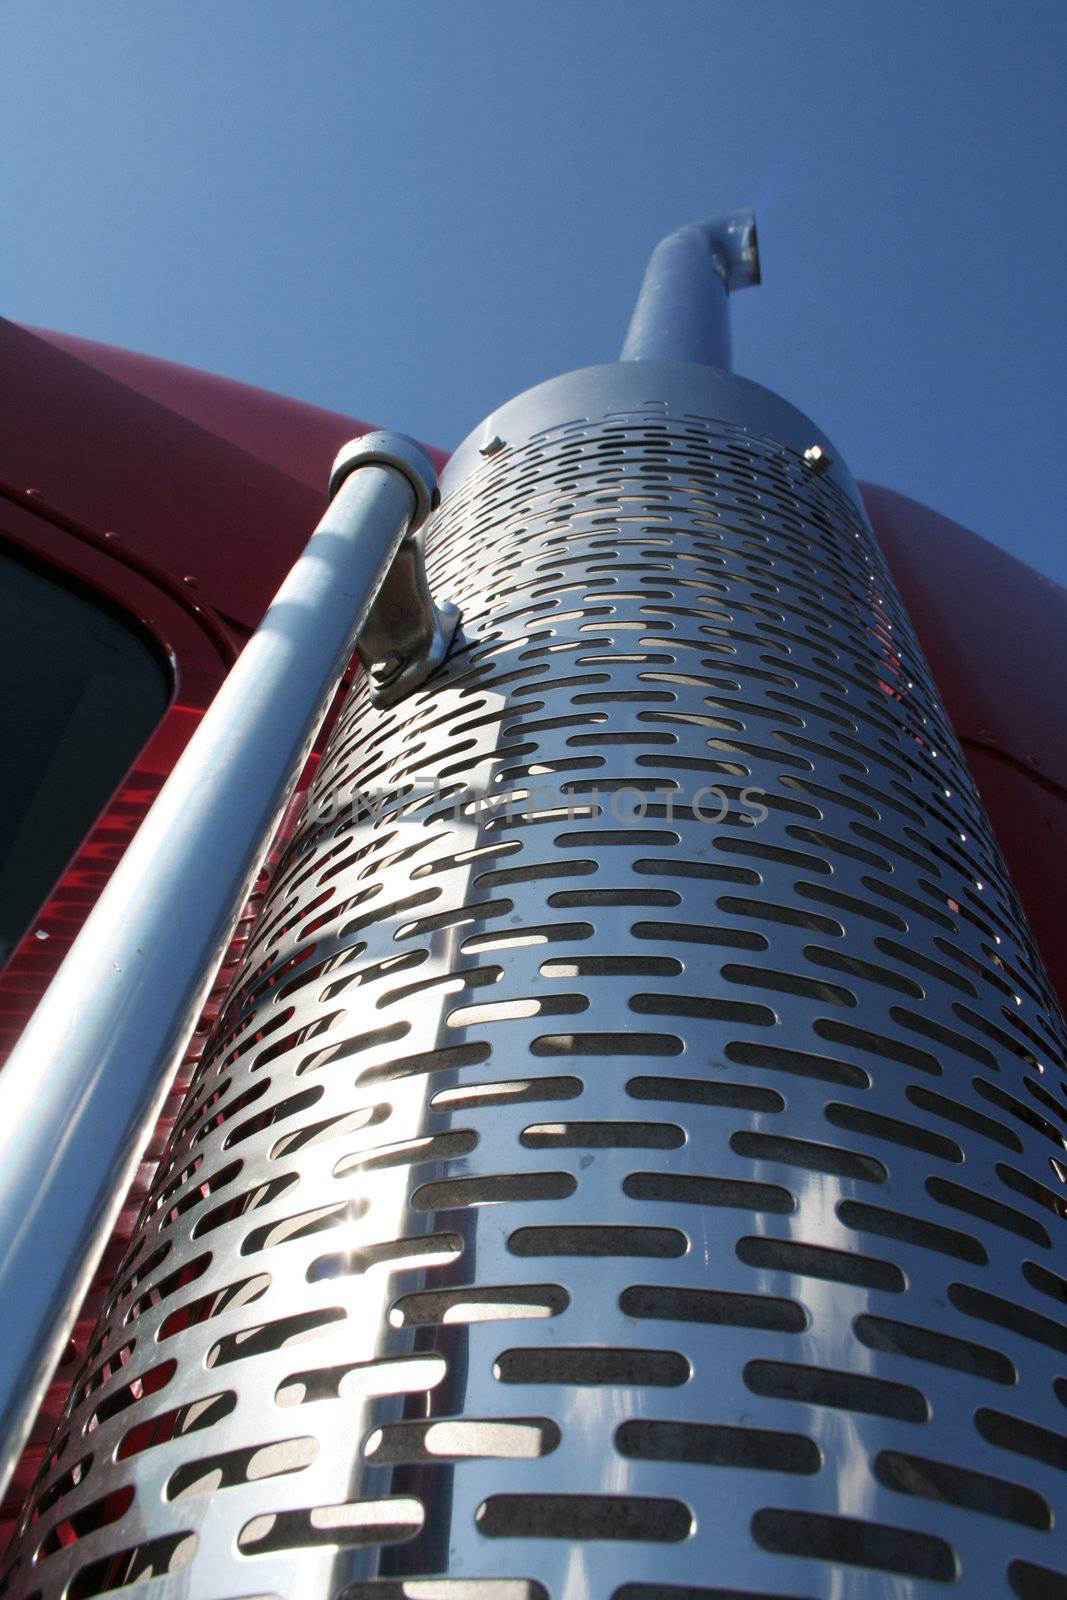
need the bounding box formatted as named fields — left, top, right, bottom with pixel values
left=620, top=207, right=760, bottom=370
left=710, top=206, right=761, bottom=290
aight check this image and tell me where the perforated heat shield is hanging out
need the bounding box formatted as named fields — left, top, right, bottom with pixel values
left=6, top=364, right=1067, bottom=1600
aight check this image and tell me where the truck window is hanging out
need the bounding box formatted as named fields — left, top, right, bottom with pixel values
left=0, top=543, right=171, bottom=966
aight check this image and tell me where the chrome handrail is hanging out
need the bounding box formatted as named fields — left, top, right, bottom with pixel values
left=0, top=431, right=455, bottom=1498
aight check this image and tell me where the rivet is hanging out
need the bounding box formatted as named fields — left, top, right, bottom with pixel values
left=183, top=575, right=201, bottom=589
left=803, top=444, right=832, bottom=473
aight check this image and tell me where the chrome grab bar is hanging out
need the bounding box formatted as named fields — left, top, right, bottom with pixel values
left=0, top=430, right=457, bottom=1498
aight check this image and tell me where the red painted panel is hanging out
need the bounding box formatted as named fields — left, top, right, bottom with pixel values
left=862, top=483, right=1067, bottom=793
left=864, top=483, right=1067, bottom=1005
left=25, top=326, right=449, bottom=494
left=958, top=746, right=1067, bottom=1007
left=0, top=320, right=402, bottom=631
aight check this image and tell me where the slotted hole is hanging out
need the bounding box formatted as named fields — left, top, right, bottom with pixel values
left=308, top=1232, right=463, bottom=1283
left=838, top=1200, right=986, bottom=1264
left=412, top=1171, right=576, bottom=1210
left=522, top=1121, right=684, bottom=1150
left=905, top=1084, right=1022, bottom=1151
left=159, top=1271, right=271, bottom=1336
left=191, top=1173, right=297, bottom=1239
left=276, top=1354, right=447, bottom=1408
left=631, top=991, right=776, bottom=1026
left=237, top=1498, right=424, bottom=1553
left=628, top=1074, right=783, bottom=1112
left=620, top=1283, right=805, bottom=1333
left=540, top=954, right=683, bottom=978
left=737, top=1236, right=904, bottom=1293
left=997, top=1161, right=1067, bottom=1222
left=167, top=1435, right=318, bottom=1501
left=1008, top=1558, right=1067, bottom=1599
left=1022, top=1258, right=1067, bottom=1308
left=448, top=993, right=589, bottom=1027
left=745, top=1358, right=927, bottom=1421
left=814, top=1018, right=940, bottom=1076
left=825, top=1101, right=962, bottom=1163
left=631, top=920, right=767, bottom=952
left=974, top=1406, right=1067, bottom=1473
left=160, top=1159, right=243, bottom=1229
left=751, top=1508, right=955, bottom=1582
left=730, top=1131, right=886, bottom=1183
left=242, top=1201, right=366, bottom=1255
left=509, top=1225, right=686, bottom=1259
left=365, top=1417, right=560, bottom=1463
left=390, top=1282, right=568, bottom=1327
left=532, top=1031, right=683, bottom=1058
left=334, top=1128, right=478, bottom=1179
left=475, top=1494, right=691, bottom=1543
left=717, top=894, right=843, bottom=937
left=335, top=1574, right=550, bottom=1600
left=270, top=1101, right=390, bottom=1159
left=725, top=1039, right=868, bottom=1088
left=30, top=1452, right=93, bottom=1519
left=494, top=1346, right=689, bottom=1387
left=874, top=1448, right=1050, bottom=1529
left=124, top=1252, right=211, bottom=1326
left=359, top=1040, right=491, bottom=1086
left=84, top=1359, right=176, bottom=1433
left=948, top=1281, right=1067, bottom=1355
left=617, top=1418, right=819, bottom=1474
left=974, top=1076, right=1065, bottom=1146
left=926, top=1176, right=1050, bottom=1249
left=206, top=1309, right=344, bottom=1368
left=853, top=1312, right=1015, bottom=1384
left=117, top=1391, right=235, bottom=1460
left=431, top=1075, right=583, bottom=1111
left=624, top=1170, right=793, bottom=1214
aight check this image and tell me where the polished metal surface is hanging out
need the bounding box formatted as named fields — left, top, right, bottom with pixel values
left=0, top=440, right=436, bottom=1506
left=328, top=432, right=440, bottom=529
left=441, top=361, right=858, bottom=508
left=330, top=433, right=460, bottom=708
left=353, top=525, right=461, bottom=709
left=6, top=375, right=1067, bottom=1600
left=620, top=210, right=760, bottom=368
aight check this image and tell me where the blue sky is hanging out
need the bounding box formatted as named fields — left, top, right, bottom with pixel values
left=2, top=1, right=1064, bottom=583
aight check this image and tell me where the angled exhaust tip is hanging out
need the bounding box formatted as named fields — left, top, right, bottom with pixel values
left=620, top=207, right=760, bottom=371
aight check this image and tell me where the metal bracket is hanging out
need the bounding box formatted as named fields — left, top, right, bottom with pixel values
left=330, top=432, right=461, bottom=706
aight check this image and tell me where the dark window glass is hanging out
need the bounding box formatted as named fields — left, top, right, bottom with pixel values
left=0, top=544, right=171, bottom=965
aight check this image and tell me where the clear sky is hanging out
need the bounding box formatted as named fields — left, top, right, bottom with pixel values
left=2, top=1, right=1064, bottom=584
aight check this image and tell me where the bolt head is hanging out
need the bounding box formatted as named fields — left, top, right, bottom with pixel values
left=803, top=444, right=832, bottom=473
left=479, top=434, right=506, bottom=458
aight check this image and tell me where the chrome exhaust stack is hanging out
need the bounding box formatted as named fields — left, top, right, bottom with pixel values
left=4, top=217, right=1065, bottom=1599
